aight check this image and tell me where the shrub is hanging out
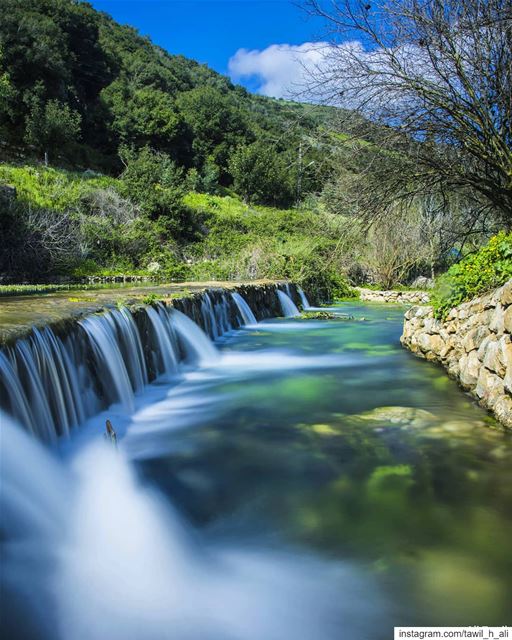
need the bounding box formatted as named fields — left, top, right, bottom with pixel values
left=432, top=232, right=512, bottom=319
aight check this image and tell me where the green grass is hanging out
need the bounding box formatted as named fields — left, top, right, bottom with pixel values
left=0, top=164, right=352, bottom=298
left=0, top=163, right=119, bottom=210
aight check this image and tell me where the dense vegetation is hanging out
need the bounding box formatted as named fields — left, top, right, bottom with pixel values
left=0, top=0, right=509, bottom=297
left=432, top=233, right=512, bottom=319
left=0, top=0, right=331, bottom=202
left=0, top=162, right=352, bottom=298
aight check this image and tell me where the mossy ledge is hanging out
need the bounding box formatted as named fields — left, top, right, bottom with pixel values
left=0, top=281, right=316, bottom=349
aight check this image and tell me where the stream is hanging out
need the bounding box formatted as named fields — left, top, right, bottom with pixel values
left=1, top=297, right=511, bottom=639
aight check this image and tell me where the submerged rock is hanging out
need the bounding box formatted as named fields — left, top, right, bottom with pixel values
left=351, top=406, right=437, bottom=428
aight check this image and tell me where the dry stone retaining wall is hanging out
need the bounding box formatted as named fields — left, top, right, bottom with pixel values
left=357, top=287, right=430, bottom=304
left=401, top=280, right=512, bottom=428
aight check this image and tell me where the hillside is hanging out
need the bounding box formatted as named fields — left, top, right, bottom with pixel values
left=0, top=0, right=336, bottom=200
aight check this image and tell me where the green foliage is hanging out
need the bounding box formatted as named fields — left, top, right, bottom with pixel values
left=101, top=81, right=187, bottom=155
left=432, top=232, right=512, bottom=319
left=0, top=164, right=118, bottom=210
left=141, top=293, right=160, bottom=305
left=0, top=0, right=335, bottom=198
left=24, top=98, right=81, bottom=162
left=118, top=146, right=196, bottom=237
left=229, top=140, right=295, bottom=207
left=181, top=193, right=352, bottom=298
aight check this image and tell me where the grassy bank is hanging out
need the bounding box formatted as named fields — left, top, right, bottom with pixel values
left=0, top=163, right=354, bottom=300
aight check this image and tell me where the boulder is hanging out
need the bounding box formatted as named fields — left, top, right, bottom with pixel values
left=483, top=338, right=506, bottom=377
left=417, top=332, right=444, bottom=355
left=504, top=305, right=512, bottom=334
left=493, top=395, right=512, bottom=429
left=462, top=325, right=490, bottom=353
left=499, top=280, right=512, bottom=307
left=489, top=303, right=505, bottom=334
left=475, top=368, right=505, bottom=407
left=459, top=350, right=481, bottom=388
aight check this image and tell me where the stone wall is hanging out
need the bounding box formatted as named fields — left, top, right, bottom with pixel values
left=357, top=287, right=430, bottom=305
left=401, top=280, right=512, bottom=428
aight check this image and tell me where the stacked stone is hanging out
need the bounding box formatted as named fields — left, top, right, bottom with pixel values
left=357, top=288, right=430, bottom=304
left=401, top=280, right=512, bottom=428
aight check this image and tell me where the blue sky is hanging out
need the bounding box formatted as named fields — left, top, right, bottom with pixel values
left=90, top=0, right=326, bottom=96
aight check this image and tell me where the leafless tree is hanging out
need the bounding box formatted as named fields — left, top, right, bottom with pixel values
left=304, top=0, right=512, bottom=227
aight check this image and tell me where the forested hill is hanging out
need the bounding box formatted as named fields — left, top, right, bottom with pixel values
left=0, top=0, right=337, bottom=202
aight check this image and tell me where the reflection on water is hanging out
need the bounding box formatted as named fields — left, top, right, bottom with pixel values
left=2, top=301, right=511, bottom=638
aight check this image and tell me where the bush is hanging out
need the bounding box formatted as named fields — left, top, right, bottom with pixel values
left=432, top=232, right=512, bottom=319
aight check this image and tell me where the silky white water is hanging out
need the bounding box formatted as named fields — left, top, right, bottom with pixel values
left=231, top=292, right=257, bottom=325
left=3, top=290, right=509, bottom=636
left=1, top=412, right=387, bottom=640
left=277, top=290, right=300, bottom=317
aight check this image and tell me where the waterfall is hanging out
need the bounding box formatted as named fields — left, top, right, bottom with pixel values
left=200, top=292, right=219, bottom=339
left=169, top=308, right=219, bottom=365
left=1, top=412, right=383, bottom=640
left=0, top=327, right=87, bottom=441
left=79, top=313, right=136, bottom=414
left=0, top=286, right=294, bottom=441
left=145, top=304, right=179, bottom=377
left=113, top=307, right=148, bottom=391
left=277, top=290, right=300, bottom=317
left=297, top=286, right=311, bottom=310
left=231, top=292, right=257, bottom=325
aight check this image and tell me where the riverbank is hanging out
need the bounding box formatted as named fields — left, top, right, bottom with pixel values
left=401, top=280, right=512, bottom=429
left=356, top=287, right=430, bottom=305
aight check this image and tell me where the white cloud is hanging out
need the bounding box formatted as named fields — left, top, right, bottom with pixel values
left=228, top=42, right=335, bottom=100
left=228, top=40, right=432, bottom=112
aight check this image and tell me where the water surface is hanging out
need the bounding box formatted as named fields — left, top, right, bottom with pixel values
left=3, top=300, right=512, bottom=639
left=127, top=301, right=512, bottom=628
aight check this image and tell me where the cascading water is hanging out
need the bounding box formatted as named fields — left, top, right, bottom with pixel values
left=277, top=290, right=300, bottom=317
left=231, top=292, right=257, bottom=325
left=0, top=326, right=87, bottom=441
left=170, top=308, right=219, bottom=365
left=145, top=304, right=179, bottom=377
left=79, top=313, right=136, bottom=414
left=297, top=286, right=311, bottom=310
left=0, top=285, right=292, bottom=441
left=1, top=412, right=387, bottom=640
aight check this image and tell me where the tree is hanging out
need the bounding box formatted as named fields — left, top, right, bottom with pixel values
left=24, top=98, right=81, bottom=165
left=176, top=86, right=252, bottom=181
left=119, top=146, right=197, bottom=239
left=305, top=0, right=512, bottom=226
left=229, top=141, right=295, bottom=206
left=101, top=81, right=190, bottom=159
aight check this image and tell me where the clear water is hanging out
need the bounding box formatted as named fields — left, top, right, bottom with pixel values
left=131, top=302, right=512, bottom=627
left=2, top=301, right=512, bottom=638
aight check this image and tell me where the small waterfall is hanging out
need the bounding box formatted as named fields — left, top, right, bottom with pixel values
left=169, top=308, right=219, bottom=365
left=277, top=290, right=300, bottom=317
left=113, top=307, right=148, bottom=392
left=79, top=313, right=135, bottom=414
left=297, top=286, right=311, bottom=310
left=145, top=305, right=179, bottom=377
left=0, top=284, right=300, bottom=441
left=0, top=328, right=87, bottom=441
left=231, top=292, right=257, bottom=325
left=0, top=302, right=222, bottom=440
left=200, top=292, right=219, bottom=339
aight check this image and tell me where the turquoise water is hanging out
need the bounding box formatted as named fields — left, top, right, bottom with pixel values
left=3, top=300, right=511, bottom=639
left=126, top=301, right=512, bottom=628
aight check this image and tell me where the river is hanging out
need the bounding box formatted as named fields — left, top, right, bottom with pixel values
left=1, top=296, right=511, bottom=639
